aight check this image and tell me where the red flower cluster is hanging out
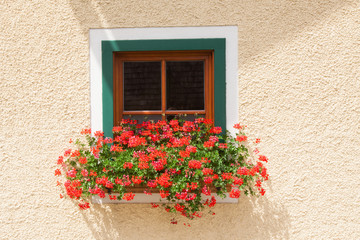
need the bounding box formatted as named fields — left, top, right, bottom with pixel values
left=147, top=180, right=157, bottom=188
left=123, top=192, right=135, bottom=201
left=78, top=202, right=90, bottom=209
left=131, top=176, right=143, bottom=185
left=237, top=167, right=249, bottom=176
left=187, top=182, right=198, bottom=190
left=64, top=180, right=82, bottom=199
left=202, top=185, right=211, bottom=196
left=156, top=173, right=172, bottom=188
left=204, top=177, right=213, bottom=184
left=221, top=172, right=232, bottom=180
left=151, top=203, right=159, bottom=208
left=81, top=128, right=91, bottom=135
left=110, top=144, right=124, bottom=152
left=236, top=135, right=248, bottom=142
left=174, top=203, right=185, bottom=212
left=109, top=195, right=117, bottom=200
left=57, top=156, right=64, bottom=165
left=203, top=140, right=215, bottom=148
left=210, top=127, right=222, bottom=134
left=79, top=157, right=87, bottom=164
left=202, top=168, right=214, bottom=175
left=128, top=136, right=146, bottom=147
left=94, top=131, right=104, bottom=137
left=66, top=169, right=77, bottom=178
left=232, top=176, right=244, bottom=186
left=185, top=145, right=197, bottom=153
left=219, top=143, right=228, bottom=149
left=160, top=190, right=169, bottom=198
left=188, top=160, right=202, bottom=169
left=258, top=155, right=268, bottom=162
left=204, top=196, right=216, bottom=207
left=55, top=169, right=61, bottom=176
left=123, top=162, right=133, bottom=169
left=230, top=188, right=241, bottom=198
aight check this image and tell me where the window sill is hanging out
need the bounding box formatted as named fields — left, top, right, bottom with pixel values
left=92, top=193, right=238, bottom=204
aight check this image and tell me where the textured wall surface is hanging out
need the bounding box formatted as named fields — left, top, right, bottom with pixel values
left=1, top=0, right=359, bottom=239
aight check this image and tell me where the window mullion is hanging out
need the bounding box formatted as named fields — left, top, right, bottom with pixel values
left=161, top=59, right=166, bottom=121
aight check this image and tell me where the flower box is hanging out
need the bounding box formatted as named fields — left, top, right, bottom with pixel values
left=92, top=184, right=234, bottom=204
left=55, top=118, right=269, bottom=220
left=92, top=193, right=238, bottom=204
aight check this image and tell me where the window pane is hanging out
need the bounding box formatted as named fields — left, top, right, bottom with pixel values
left=166, top=61, right=204, bottom=110
left=123, top=115, right=163, bottom=123
left=123, top=62, right=161, bottom=111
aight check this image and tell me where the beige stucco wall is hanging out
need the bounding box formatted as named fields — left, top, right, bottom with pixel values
left=1, top=0, right=359, bottom=239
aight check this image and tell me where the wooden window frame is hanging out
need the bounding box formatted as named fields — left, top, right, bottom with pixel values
left=113, top=50, right=214, bottom=126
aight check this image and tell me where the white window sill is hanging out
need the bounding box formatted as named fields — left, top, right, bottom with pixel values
left=92, top=193, right=238, bottom=204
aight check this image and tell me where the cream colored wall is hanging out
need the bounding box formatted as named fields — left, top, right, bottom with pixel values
left=1, top=1, right=359, bottom=239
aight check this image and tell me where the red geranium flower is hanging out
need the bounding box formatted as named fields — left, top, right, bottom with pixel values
left=258, top=155, right=268, bottom=162
left=233, top=123, right=244, bottom=129
left=109, top=195, right=117, bottom=200
left=123, top=162, right=133, bottom=169
left=131, top=176, right=143, bottom=185
left=221, top=172, right=232, bottom=180
left=209, top=127, right=222, bottom=134
left=57, top=156, right=64, bottom=165
left=185, top=145, right=197, bottom=153
left=236, top=135, right=247, bottom=142
left=123, top=192, right=135, bottom=201
left=79, top=202, right=90, bottom=210
left=202, top=168, right=214, bottom=175
left=151, top=203, right=159, bottom=208
left=94, top=131, right=104, bottom=137
left=79, top=157, right=87, bottom=164
left=188, top=160, right=202, bottom=169
left=54, top=169, right=61, bottom=176
left=160, top=190, right=170, bottom=198
left=80, top=128, right=91, bottom=135
left=219, top=143, right=228, bottom=149
left=229, top=188, right=241, bottom=198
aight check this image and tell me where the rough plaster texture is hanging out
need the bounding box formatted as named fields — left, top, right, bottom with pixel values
left=1, top=0, right=359, bottom=239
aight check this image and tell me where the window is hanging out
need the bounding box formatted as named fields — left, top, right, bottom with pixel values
left=113, top=50, right=214, bottom=125
left=89, top=27, right=238, bottom=204
left=90, top=26, right=238, bottom=137
left=101, top=39, right=226, bottom=137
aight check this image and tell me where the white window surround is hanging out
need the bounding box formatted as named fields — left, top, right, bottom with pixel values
left=89, top=26, right=239, bottom=204
left=89, top=26, right=239, bottom=135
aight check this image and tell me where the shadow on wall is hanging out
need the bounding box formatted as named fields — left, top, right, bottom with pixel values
left=76, top=141, right=290, bottom=239
left=79, top=190, right=290, bottom=240
left=67, top=0, right=351, bottom=61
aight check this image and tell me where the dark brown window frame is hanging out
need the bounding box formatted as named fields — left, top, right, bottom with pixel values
left=113, top=50, right=214, bottom=125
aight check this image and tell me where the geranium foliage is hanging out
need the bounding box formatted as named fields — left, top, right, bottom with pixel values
left=55, top=118, right=269, bottom=220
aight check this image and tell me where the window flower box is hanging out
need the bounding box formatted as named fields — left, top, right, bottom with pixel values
left=92, top=183, right=235, bottom=204
left=55, top=118, right=269, bottom=221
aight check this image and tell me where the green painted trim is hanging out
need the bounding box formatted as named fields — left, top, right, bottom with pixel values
left=102, top=39, right=226, bottom=137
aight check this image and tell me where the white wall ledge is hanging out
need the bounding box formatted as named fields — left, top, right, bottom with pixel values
left=92, top=193, right=238, bottom=204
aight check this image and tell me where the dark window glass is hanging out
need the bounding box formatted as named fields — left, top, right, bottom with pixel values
left=123, top=62, right=161, bottom=110
left=166, top=61, right=204, bottom=110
